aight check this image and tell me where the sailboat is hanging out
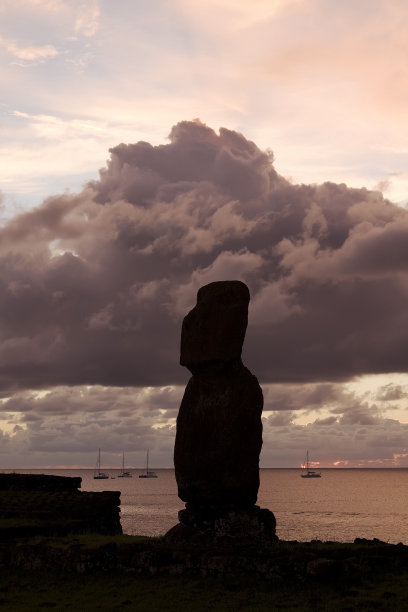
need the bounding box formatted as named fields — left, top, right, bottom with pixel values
left=139, top=449, right=158, bottom=478
left=93, top=448, right=109, bottom=479
left=301, top=450, right=321, bottom=478
left=118, top=451, right=132, bottom=478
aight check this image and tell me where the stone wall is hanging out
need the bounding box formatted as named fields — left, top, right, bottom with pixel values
left=0, top=473, right=82, bottom=492
left=0, top=473, right=121, bottom=537
left=1, top=536, right=406, bottom=581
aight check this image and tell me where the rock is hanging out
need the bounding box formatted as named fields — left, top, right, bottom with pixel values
left=0, top=474, right=122, bottom=537
left=178, top=504, right=277, bottom=543
left=170, top=280, right=276, bottom=543
left=163, top=523, right=209, bottom=545
left=0, top=473, right=82, bottom=492
left=306, top=557, right=336, bottom=577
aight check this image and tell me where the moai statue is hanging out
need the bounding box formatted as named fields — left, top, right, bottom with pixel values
left=169, top=280, right=276, bottom=542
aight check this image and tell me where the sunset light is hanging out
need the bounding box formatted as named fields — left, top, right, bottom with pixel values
left=1, top=1, right=408, bottom=471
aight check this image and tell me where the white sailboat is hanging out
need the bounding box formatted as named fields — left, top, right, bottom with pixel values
left=118, top=451, right=132, bottom=478
left=139, top=449, right=158, bottom=478
left=301, top=450, right=321, bottom=478
left=94, top=448, right=109, bottom=479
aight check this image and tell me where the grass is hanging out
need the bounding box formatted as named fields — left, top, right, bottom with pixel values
left=24, top=533, right=153, bottom=548
left=1, top=536, right=408, bottom=610
left=1, top=566, right=408, bottom=611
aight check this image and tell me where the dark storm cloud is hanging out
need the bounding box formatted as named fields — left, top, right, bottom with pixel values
left=374, top=383, right=407, bottom=401
left=263, top=381, right=385, bottom=427
left=1, top=119, right=408, bottom=391
left=266, top=411, right=295, bottom=426
left=0, top=386, right=180, bottom=421
left=261, top=414, right=408, bottom=467
left=263, top=383, right=341, bottom=412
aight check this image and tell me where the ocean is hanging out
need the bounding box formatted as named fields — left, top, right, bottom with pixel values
left=5, top=468, right=408, bottom=544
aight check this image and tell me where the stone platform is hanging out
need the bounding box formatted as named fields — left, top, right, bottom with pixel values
left=0, top=473, right=121, bottom=537
left=165, top=504, right=277, bottom=545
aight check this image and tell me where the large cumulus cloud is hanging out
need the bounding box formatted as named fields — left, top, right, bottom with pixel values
left=1, top=119, right=408, bottom=392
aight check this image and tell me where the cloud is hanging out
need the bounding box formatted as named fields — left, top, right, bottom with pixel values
left=0, top=36, right=58, bottom=61
left=375, top=383, right=407, bottom=402
left=0, top=385, right=179, bottom=467
left=74, top=0, right=100, bottom=37
left=259, top=377, right=408, bottom=467
left=261, top=413, right=408, bottom=468
left=175, top=0, right=305, bottom=33
left=1, top=380, right=407, bottom=468
left=1, top=120, right=408, bottom=393
left=0, top=0, right=100, bottom=72
left=262, top=383, right=343, bottom=413
left=2, top=0, right=64, bottom=10
left=3, top=0, right=408, bottom=217
left=267, top=411, right=295, bottom=427
left=12, top=111, right=107, bottom=140
left=1, top=111, right=136, bottom=202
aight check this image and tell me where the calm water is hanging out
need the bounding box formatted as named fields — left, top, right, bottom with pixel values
left=5, top=468, right=408, bottom=544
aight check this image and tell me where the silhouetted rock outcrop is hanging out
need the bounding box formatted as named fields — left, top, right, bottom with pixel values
left=168, top=280, right=276, bottom=543
left=0, top=473, right=121, bottom=537
left=0, top=473, right=81, bottom=492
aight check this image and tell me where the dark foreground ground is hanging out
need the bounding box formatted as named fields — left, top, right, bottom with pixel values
left=1, top=535, right=408, bottom=611
left=2, top=566, right=408, bottom=611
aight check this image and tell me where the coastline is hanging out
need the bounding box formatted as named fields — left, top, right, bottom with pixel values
left=2, top=473, right=407, bottom=609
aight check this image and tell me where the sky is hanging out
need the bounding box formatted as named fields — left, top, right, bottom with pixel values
left=1, top=0, right=408, bottom=469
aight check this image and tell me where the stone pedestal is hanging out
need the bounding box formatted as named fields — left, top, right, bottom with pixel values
left=165, top=504, right=276, bottom=544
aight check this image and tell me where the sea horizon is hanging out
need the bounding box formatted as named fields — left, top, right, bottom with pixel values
left=3, top=467, right=407, bottom=543
left=2, top=466, right=408, bottom=471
